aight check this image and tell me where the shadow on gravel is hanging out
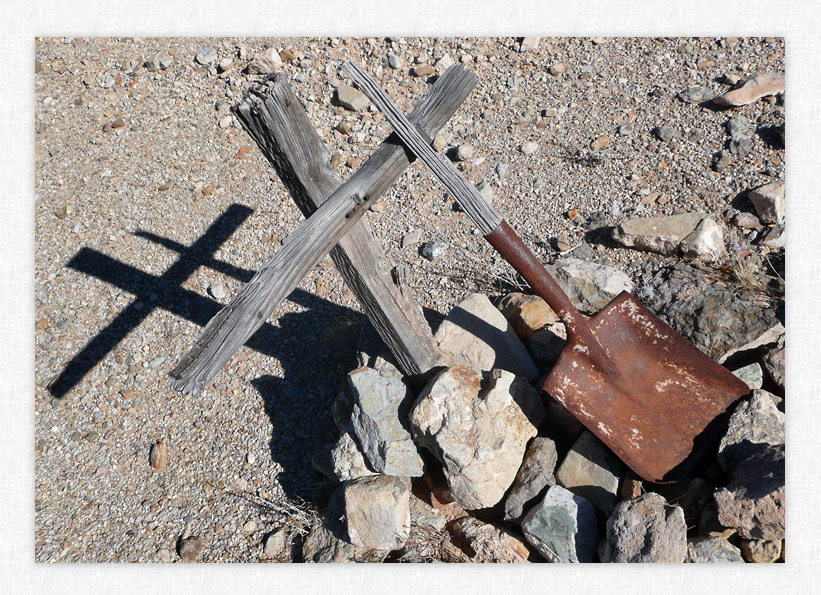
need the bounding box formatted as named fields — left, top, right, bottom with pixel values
left=48, top=203, right=360, bottom=399
left=252, top=375, right=342, bottom=505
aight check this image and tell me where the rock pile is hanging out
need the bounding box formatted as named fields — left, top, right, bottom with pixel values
left=307, top=261, right=785, bottom=562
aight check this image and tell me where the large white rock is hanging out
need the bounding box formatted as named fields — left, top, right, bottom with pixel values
left=409, top=367, right=546, bottom=510
left=680, top=216, right=725, bottom=261
left=612, top=212, right=706, bottom=255
left=434, top=293, right=539, bottom=381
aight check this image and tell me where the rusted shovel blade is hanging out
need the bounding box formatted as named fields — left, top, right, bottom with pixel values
left=542, top=291, right=750, bottom=484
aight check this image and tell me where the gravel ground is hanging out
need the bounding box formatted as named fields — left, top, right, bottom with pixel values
left=34, top=36, right=784, bottom=562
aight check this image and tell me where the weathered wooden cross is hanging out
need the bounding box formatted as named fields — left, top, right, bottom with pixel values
left=171, top=65, right=477, bottom=396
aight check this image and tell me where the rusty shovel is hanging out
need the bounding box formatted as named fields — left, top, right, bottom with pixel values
left=344, top=61, right=750, bottom=483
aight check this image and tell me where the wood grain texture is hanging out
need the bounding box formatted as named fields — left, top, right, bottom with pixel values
left=343, top=61, right=502, bottom=235
left=170, top=66, right=477, bottom=396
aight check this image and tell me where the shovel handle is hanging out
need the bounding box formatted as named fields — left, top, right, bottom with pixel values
left=485, top=220, right=592, bottom=340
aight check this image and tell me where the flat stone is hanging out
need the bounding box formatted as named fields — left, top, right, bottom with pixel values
left=387, top=53, right=402, bottom=69
left=346, top=367, right=424, bottom=477
left=177, top=536, right=205, bottom=562
left=410, top=367, right=545, bottom=510
left=497, top=292, right=560, bottom=341
left=344, top=475, right=411, bottom=550
left=679, top=216, right=725, bottom=261
left=401, top=228, right=423, bottom=248
left=452, top=517, right=531, bottom=562
left=731, top=362, right=763, bottom=390
left=434, top=293, right=539, bottom=382
left=434, top=54, right=454, bottom=72
left=335, top=84, right=369, bottom=111
left=599, top=493, right=688, bottom=563
left=590, top=135, right=610, bottom=150
left=262, top=529, right=289, bottom=559
left=504, top=437, right=558, bottom=522
left=521, top=485, right=599, bottom=562
left=520, top=141, right=539, bottom=154
left=729, top=137, right=754, bottom=157
left=612, top=212, right=706, bottom=256
left=420, top=241, right=447, bottom=261
left=677, top=86, right=715, bottom=104
left=546, top=258, right=634, bottom=314
left=145, top=52, right=173, bottom=71
left=654, top=126, right=675, bottom=142
left=714, top=444, right=785, bottom=540
left=714, top=73, right=785, bottom=107
left=687, top=536, right=744, bottom=563
left=740, top=538, right=782, bottom=563
left=195, top=47, right=216, bottom=65
left=454, top=144, right=475, bottom=161
left=246, top=47, right=283, bottom=74
left=411, top=64, right=434, bottom=77
left=748, top=182, right=785, bottom=225
left=718, top=390, right=784, bottom=475
left=556, top=431, right=623, bottom=514
left=638, top=263, right=784, bottom=363
left=726, top=115, right=751, bottom=139
left=209, top=283, right=226, bottom=299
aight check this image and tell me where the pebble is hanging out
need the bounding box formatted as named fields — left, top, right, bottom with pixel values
left=712, top=150, right=732, bottom=172
left=420, top=241, right=447, bottom=261
left=387, top=54, right=402, bottom=69
left=145, top=52, right=172, bottom=71
left=243, top=520, right=256, bottom=533
left=548, top=63, right=566, bottom=75
left=85, top=430, right=98, bottom=442
left=590, top=134, right=610, bottom=150
left=209, top=283, right=227, bottom=299
left=617, top=123, right=634, bottom=136
left=654, top=126, right=675, bottom=142
left=149, top=439, right=168, bottom=471
left=520, top=141, right=538, bottom=155
left=195, top=47, right=216, bottom=65
left=218, top=57, right=233, bottom=73
left=676, top=86, right=715, bottom=104
left=725, top=115, right=750, bottom=139
left=401, top=228, right=422, bottom=248
left=495, top=162, right=509, bottom=179
left=454, top=143, right=475, bottom=161
left=729, top=137, right=753, bottom=157
left=748, top=181, right=785, bottom=224
left=411, top=64, right=434, bottom=77
left=263, top=529, right=289, bottom=559
left=177, top=536, right=205, bottom=562
left=335, top=85, right=369, bottom=111
left=246, top=452, right=256, bottom=465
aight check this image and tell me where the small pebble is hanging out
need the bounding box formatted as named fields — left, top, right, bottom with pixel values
left=246, top=452, right=256, bottom=464
left=401, top=229, right=423, bottom=248
left=209, top=283, right=227, bottom=300
left=420, top=241, right=447, bottom=261
left=387, top=54, right=402, bottom=69
left=454, top=144, right=475, bottom=161
left=195, top=47, right=217, bottom=65
left=520, top=141, right=538, bottom=155
left=654, top=126, right=675, bottom=142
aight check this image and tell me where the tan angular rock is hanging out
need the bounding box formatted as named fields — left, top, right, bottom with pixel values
left=149, top=438, right=168, bottom=471
left=344, top=475, right=411, bottom=550
left=410, top=367, right=545, bottom=509
left=714, top=73, right=785, bottom=107
left=434, top=293, right=539, bottom=382
left=748, top=181, right=785, bottom=225
left=246, top=47, right=283, bottom=74
left=453, top=517, right=532, bottom=562
left=612, top=212, right=706, bottom=255
left=740, top=538, right=782, bottom=563
left=497, top=292, right=560, bottom=340
left=680, top=216, right=725, bottom=261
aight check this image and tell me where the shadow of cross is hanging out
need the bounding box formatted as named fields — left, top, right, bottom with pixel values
left=49, top=203, right=353, bottom=399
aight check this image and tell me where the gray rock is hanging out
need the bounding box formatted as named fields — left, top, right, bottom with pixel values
left=677, top=86, right=715, bottom=104
left=420, top=241, right=447, bottom=261
left=209, top=283, right=226, bottom=299
left=712, top=150, right=732, bottom=172
left=355, top=319, right=403, bottom=380
left=612, top=212, right=706, bottom=256
left=546, top=258, right=634, bottom=314
left=748, top=182, right=785, bottom=225
left=617, top=123, right=634, bottom=136
left=654, top=126, right=675, bottom=142
left=521, top=485, right=599, bottom=563
left=731, top=362, right=764, bottom=390
left=718, top=390, right=784, bottom=475
left=433, top=293, right=539, bottom=381
left=410, top=367, right=545, bottom=510
left=401, top=228, right=422, bottom=248
left=637, top=263, right=784, bottom=363
left=761, top=338, right=785, bottom=390
left=525, top=324, right=567, bottom=369
left=246, top=48, right=283, bottom=75
left=409, top=495, right=446, bottom=531
left=145, top=52, right=173, bottom=71
left=520, top=141, right=539, bottom=154
left=714, top=443, right=785, bottom=541
left=726, top=115, right=750, bottom=139
left=218, top=57, right=233, bottom=73
left=328, top=429, right=377, bottom=481
left=387, top=53, right=402, bottom=69
left=679, top=216, right=724, bottom=261
left=504, top=437, right=558, bottom=522
left=347, top=367, right=424, bottom=477
left=195, top=47, right=217, bottom=65
left=344, top=475, right=411, bottom=550
left=687, top=536, right=745, bottom=563
left=729, top=137, right=754, bottom=157
left=454, top=144, right=475, bottom=161
left=758, top=225, right=785, bottom=249
left=453, top=517, right=532, bottom=562
left=335, top=84, right=370, bottom=111
left=599, top=493, right=688, bottom=563
left=556, top=431, right=623, bottom=514
left=495, top=162, right=509, bottom=179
